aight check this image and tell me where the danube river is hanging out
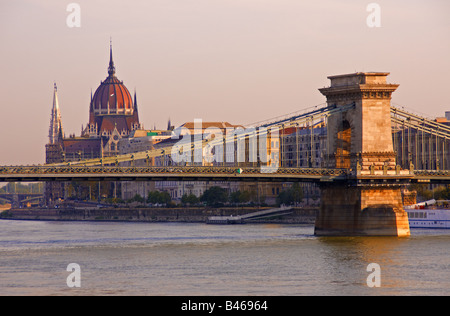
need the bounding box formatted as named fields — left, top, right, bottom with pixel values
left=0, top=220, right=448, bottom=296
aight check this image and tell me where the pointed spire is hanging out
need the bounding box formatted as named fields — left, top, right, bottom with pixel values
left=132, top=88, right=140, bottom=127
left=53, top=83, right=58, bottom=109
left=49, top=83, right=64, bottom=144
left=89, top=88, right=94, bottom=111
left=133, top=88, right=138, bottom=111
left=108, top=38, right=116, bottom=76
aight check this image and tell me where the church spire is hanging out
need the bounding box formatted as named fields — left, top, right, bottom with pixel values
left=132, top=88, right=140, bottom=128
left=108, top=38, right=115, bottom=76
left=49, top=83, right=64, bottom=144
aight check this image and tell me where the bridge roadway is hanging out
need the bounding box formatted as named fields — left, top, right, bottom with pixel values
left=0, top=165, right=449, bottom=184
left=0, top=165, right=347, bottom=183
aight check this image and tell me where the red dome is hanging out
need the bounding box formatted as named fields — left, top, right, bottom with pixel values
left=91, top=46, right=134, bottom=116
left=92, top=76, right=134, bottom=115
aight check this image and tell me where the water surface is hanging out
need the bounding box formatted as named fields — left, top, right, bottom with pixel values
left=0, top=220, right=448, bottom=295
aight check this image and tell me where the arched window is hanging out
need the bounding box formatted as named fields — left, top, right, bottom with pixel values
left=336, top=120, right=351, bottom=168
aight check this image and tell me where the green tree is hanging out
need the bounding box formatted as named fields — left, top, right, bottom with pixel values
left=200, top=186, right=229, bottom=207
left=181, top=193, right=200, bottom=206
left=229, top=190, right=251, bottom=205
left=409, top=183, right=432, bottom=201
left=130, top=194, right=145, bottom=204
left=159, top=191, right=171, bottom=204
left=276, top=183, right=304, bottom=206
left=147, top=191, right=160, bottom=204
left=147, top=191, right=171, bottom=205
left=229, top=191, right=241, bottom=204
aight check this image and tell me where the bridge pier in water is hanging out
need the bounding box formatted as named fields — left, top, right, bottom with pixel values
left=315, top=72, right=410, bottom=237
left=315, top=184, right=410, bottom=236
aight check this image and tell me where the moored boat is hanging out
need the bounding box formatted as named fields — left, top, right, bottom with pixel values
left=405, top=199, right=450, bottom=228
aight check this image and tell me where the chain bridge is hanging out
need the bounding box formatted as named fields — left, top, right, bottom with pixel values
left=1, top=103, right=449, bottom=184
left=2, top=72, right=449, bottom=237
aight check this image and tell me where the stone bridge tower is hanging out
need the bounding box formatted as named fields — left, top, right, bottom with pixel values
left=315, top=72, right=410, bottom=237
left=320, top=72, right=399, bottom=171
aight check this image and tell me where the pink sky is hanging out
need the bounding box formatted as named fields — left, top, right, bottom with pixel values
left=0, top=0, right=449, bottom=165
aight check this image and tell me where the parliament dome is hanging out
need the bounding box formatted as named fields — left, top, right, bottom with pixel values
left=91, top=45, right=134, bottom=116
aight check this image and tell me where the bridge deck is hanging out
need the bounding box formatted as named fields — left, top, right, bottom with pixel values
left=0, top=165, right=448, bottom=183
left=0, top=166, right=348, bottom=182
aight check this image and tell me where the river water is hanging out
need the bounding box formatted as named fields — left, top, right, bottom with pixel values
left=0, top=220, right=448, bottom=296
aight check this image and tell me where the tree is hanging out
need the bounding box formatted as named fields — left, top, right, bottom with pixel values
left=200, top=186, right=228, bottom=207
left=147, top=191, right=171, bottom=205
left=181, top=193, right=199, bottom=206
left=130, top=194, right=145, bottom=204
left=159, top=191, right=171, bottom=204
left=290, top=183, right=303, bottom=204
left=276, top=183, right=304, bottom=206
left=409, top=183, right=450, bottom=201
left=147, top=191, right=160, bottom=204
left=229, top=190, right=251, bottom=205
left=229, top=191, right=241, bottom=204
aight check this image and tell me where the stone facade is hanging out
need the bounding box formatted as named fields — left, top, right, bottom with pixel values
left=319, top=72, right=399, bottom=172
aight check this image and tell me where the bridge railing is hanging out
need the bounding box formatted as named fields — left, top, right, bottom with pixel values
left=0, top=165, right=349, bottom=177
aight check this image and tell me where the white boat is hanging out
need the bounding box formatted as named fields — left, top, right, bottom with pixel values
left=405, top=199, right=450, bottom=229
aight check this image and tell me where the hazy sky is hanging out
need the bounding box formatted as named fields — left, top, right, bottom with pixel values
left=0, top=0, right=449, bottom=165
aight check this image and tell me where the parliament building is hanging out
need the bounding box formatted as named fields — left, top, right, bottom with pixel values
left=45, top=44, right=143, bottom=204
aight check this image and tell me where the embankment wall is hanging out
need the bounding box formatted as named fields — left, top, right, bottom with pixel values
left=0, top=207, right=317, bottom=224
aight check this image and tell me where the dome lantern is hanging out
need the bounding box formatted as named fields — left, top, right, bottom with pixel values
left=91, top=43, right=134, bottom=116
